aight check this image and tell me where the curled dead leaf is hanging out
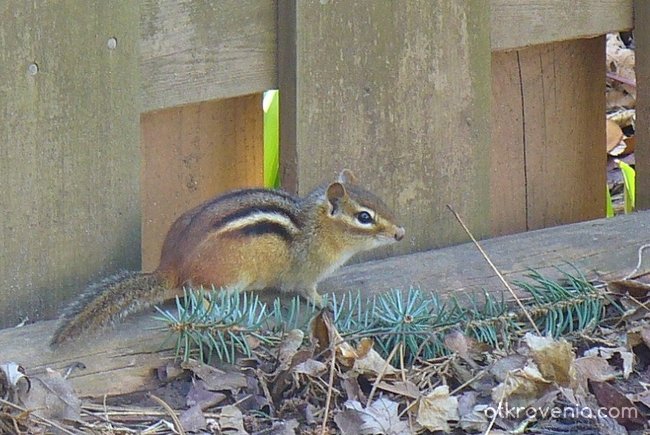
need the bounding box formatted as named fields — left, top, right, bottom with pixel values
left=181, top=359, right=247, bottom=392
left=24, top=368, right=81, bottom=421
left=607, top=119, right=624, bottom=154
left=572, top=355, right=617, bottom=396
left=525, top=334, right=575, bottom=386
left=416, top=385, right=459, bottom=433
left=278, top=329, right=305, bottom=370
left=219, top=405, right=248, bottom=434
left=491, top=362, right=552, bottom=408
left=583, top=347, right=634, bottom=379
left=336, top=398, right=411, bottom=435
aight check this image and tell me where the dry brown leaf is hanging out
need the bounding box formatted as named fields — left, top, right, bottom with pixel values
left=376, top=380, right=420, bottom=399
left=525, top=334, right=575, bottom=386
left=583, top=347, right=634, bottom=379
left=186, top=380, right=226, bottom=410
left=608, top=279, right=650, bottom=298
left=219, top=405, right=248, bottom=434
left=311, top=310, right=359, bottom=366
left=182, top=360, right=247, bottom=392
left=629, top=389, right=650, bottom=409
left=23, top=368, right=81, bottom=421
left=640, top=325, right=650, bottom=349
left=416, top=385, right=459, bottom=433
left=351, top=342, right=398, bottom=377
left=459, top=404, right=489, bottom=433
left=336, top=398, right=411, bottom=435
left=491, top=362, right=552, bottom=408
left=341, top=376, right=366, bottom=403
left=623, top=135, right=636, bottom=154
left=293, top=359, right=327, bottom=377
left=278, top=329, right=304, bottom=370
left=444, top=330, right=483, bottom=369
left=179, top=404, right=207, bottom=432
left=572, top=355, right=617, bottom=396
left=490, top=354, right=527, bottom=382
left=589, top=381, right=645, bottom=429
left=607, top=119, right=624, bottom=153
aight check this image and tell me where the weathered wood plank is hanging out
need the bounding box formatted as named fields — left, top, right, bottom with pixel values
left=635, top=0, right=650, bottom=210
left=319, top=210, right=650, bottom=299
left=140, top=0, right=277, bottom=112
left=1, top=210, right=648, bottom=398
left=0, top=313, right=173, bottom=398
left=140, top=95, right=264, bottom=271
left=0, top=2, right=140, bottom=328
left=519, top=38, right=606, bottom=229
left=490, top=51, right=527, bottom=236
left=491, top=39, right=606, bottom=234
left=279, top=0, right=493, bottom=259
left=491, top=0, right=632, bottom=51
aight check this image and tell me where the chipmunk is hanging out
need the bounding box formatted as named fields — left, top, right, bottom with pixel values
left=51, top=169, right=405, bottom=345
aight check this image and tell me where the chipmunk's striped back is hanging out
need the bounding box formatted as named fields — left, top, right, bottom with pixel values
left=51, top=170, right=404, bottom=345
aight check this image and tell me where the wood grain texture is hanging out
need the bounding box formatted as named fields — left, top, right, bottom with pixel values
left=0, top=313, right=173, bottom=398
left=0, top=2, right=140, bottom=328
left=2, top=210, right=649, bottom=398
left=279, top=0, right=492, bottom=259
left=519, top=38, right=605, bottom=229
left=491, top=51, right=527, bottom=236
left=141, top=95, right=265, bottom=271
left=635, top=0, right=650, bottom=210
left=491, top=0, right=632, bottom=51
left=491, top=38, right=606, bottom=234
left=319, top=209, right=650, bottom=299
left=140, top=0, right=277, bottom=112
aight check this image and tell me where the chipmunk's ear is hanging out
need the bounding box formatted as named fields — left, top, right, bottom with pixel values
left=326, top=182, right=347, bottom=214
left=338, top=169, right=358, bottom=185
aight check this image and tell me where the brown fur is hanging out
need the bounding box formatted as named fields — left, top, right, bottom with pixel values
left=52, top=170, right=404, bottom=345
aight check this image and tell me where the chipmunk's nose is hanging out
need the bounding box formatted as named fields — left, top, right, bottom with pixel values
left=394, top=226, right=405, bottom=241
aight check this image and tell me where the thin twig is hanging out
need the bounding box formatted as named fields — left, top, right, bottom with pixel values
left=321, top=342, right=337, bottom=435
left=450, top=369, right=487, bottom=395
left=623, top=244, right=650, bottom=279
left=366, top=343, right=401, bottom=407
left=607, top=71, right=636, bottom=88
left=149, top=394, right=185, bottom=435
left=446, top=205, right=541, bottom=335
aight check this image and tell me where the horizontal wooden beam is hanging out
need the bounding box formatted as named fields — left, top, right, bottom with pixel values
left=319, top=210, right=650, bottom=300
left=138, top=1, right=633, bottom=110
left=2, top=211, right=649, bottom=398
left=140, top=0, right=277, bottom=112
left=491, top=0, right=633, bottom=51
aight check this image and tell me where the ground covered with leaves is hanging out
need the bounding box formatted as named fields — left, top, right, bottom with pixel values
left=2, top=271, right=650, bottom=434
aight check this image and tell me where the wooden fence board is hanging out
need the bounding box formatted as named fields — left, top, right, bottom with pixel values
left=0, top=2, right=140, bottom=328
left=492, top=39, right=605, bottom=235
left=491, top=0, right=632, bottom=51
left=635, top=0, right=650, bottom=210
left=141, top=95, right=264, bottom=271
left=140, top=0, right=277, bottom=112
left=491, top=52, right=527, bottom=236
left=279, top=0, right=493, bottom=258
left=519, top=37, right=605, bottom=229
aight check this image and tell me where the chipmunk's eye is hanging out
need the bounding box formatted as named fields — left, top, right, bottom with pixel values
left=356, top=211, right=374, bottom=224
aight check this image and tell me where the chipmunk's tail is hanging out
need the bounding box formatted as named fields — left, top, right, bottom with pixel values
left=50, top=271, right=167, bottom=346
